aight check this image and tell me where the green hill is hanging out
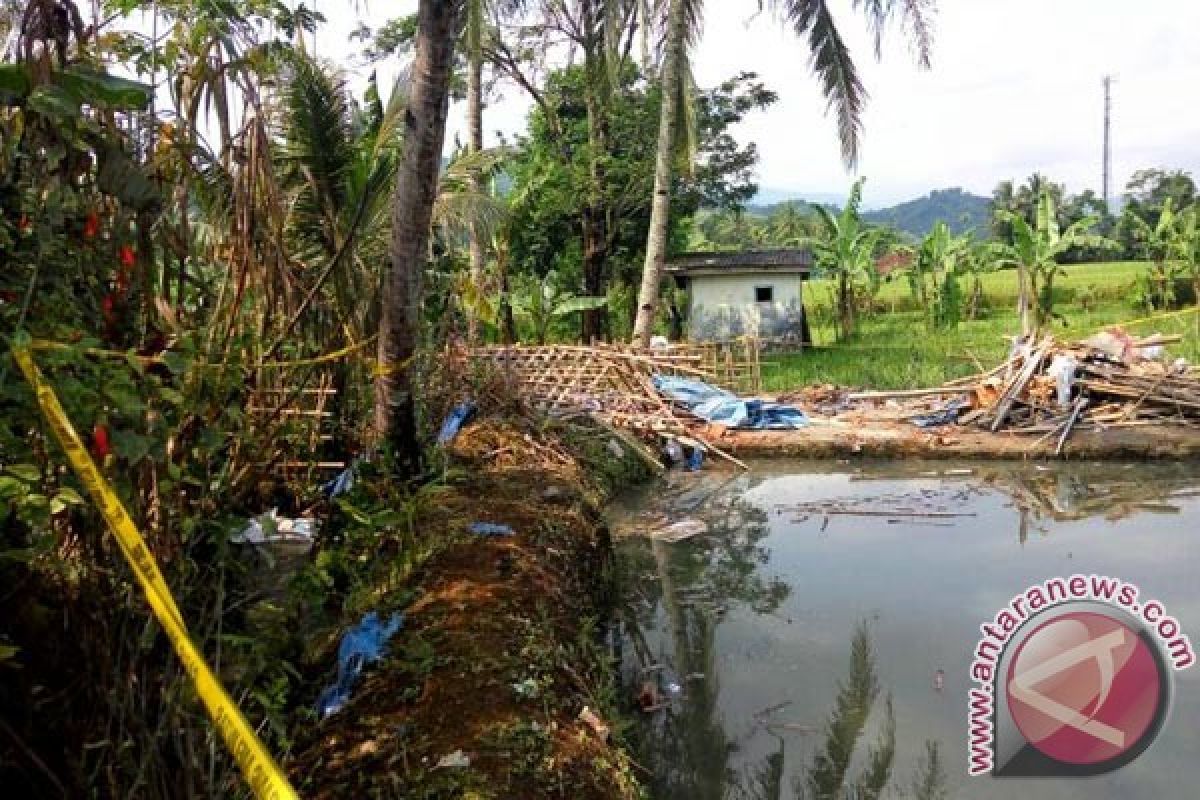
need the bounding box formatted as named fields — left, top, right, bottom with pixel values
left=862, top=187, right=990, bottom=237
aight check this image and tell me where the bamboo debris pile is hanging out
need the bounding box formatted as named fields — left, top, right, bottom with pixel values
left=849, top=330, right=1199, bottom=452
left=468, top=344, right=747, bottom=467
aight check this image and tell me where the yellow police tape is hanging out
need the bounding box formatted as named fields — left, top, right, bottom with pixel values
left=11, top=348, right=300, bottom=800
left=30, top=334, right=377, bottom=371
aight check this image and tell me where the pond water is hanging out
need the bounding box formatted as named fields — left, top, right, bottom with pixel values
left=612, top=460, right=1200, bottom=799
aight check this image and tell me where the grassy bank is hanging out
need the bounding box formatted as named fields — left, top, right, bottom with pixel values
left=290, top=415, right=652, bottom=800
left=762, top=260, right=1200, bottom=391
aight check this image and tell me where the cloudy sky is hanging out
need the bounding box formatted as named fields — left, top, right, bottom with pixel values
left=317, top=1, right=1200, bottom=209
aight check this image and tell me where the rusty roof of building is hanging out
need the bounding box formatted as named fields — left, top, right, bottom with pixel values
left=666, top=248, right=814, bottom=275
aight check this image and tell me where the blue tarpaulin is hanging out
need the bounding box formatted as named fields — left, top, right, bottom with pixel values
left=437, top=401, right=477, bottom=445
left=316, top=611, right=405, bottom=718
left=468, top=522, right=515, bottom=537
left=653, top=376, right=809, bottom=430
left=910, top=398, right=970, bottom=429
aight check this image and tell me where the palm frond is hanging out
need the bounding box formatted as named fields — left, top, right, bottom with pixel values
left=895, top=0, right=935, bottom=69
left=279, top=52, right=354, bottom=251
left=773, top=0, right=866, bottom=168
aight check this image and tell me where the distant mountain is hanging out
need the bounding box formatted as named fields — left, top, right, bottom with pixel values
left=750, top=187, right=847, bottom=210
left=862, top=188, right=990, bottom=237
left=746, top=187, right=991, bottom=238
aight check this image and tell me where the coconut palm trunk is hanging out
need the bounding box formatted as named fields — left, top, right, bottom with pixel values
left=375, top=0, right=463, bottom=474
left=631, top=0, right=687, bottom=347
left=465, top=0, right=487, bottom=343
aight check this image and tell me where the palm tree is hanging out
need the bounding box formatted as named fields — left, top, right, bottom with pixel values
left=465, top=0, right=488, bottom=342
left=631, top=0, right=935, bottom=346
left=375, top=0, right=465, bottom=474
left=995, top=187, right=1113, bottom=335
left=810, top=179, right=882, bottom=340
left=278, top=59, right=406, bottom=340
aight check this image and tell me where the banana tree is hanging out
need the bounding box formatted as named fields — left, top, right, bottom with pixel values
left=809, top=179, right=882, bottom=340
left=1170, top=205, right=1200, bottom=333
left=510, top=271, right=608, bottom=344
left=995, top=188, right=1114, bottom=335
left=909, top=221, right=969, bottom=329
left=1128, top=197, right=1183, bottom=310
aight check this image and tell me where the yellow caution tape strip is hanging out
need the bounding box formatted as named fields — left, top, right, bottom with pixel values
left=11, top=347, right=300, bottom=800
left=1089, top=305, right=1199, bottom=333
left=28, top=334, right=377, bottom=371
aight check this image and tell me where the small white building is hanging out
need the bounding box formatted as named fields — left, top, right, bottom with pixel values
left=667, top=249, right=813, bottom=343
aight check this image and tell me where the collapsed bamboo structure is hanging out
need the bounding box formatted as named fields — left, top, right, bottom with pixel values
left=848, top=329, right=1200, bottom=454
left=468, top=344, right=749, bottom=468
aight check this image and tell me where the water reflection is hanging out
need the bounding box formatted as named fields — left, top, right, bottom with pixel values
left=614, top=460, right=1200, bottom=800
left=619, top=474, right=790, bottom=799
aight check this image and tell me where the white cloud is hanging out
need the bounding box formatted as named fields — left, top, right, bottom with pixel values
left=318, top=1, right=1200, bottom=208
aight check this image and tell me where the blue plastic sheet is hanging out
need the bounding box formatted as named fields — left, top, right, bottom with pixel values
left=686, top=448, right=704, bottom=471
left=653, top=375, right=809, bottom=430
left=319, top=461, right=356, bottom=498
left=437, top=401, right=477, bottom=445
left=316, top=611, right=405, bottom=718
left=910, top=398, right=970, bottom=429
left=469, top=522, right=515, bottom=537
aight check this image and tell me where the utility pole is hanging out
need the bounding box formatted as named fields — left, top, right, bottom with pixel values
left=1102, top=75, right=1113, bottom=210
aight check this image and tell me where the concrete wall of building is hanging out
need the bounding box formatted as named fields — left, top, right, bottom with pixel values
left=687, top=273, right=806, bottom=341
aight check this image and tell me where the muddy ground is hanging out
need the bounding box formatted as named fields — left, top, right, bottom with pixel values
left=289, top=418, right=649, bottom=800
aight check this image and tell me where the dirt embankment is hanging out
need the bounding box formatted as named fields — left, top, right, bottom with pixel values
left=709, top=416, right=1200, bottom=460
left=290, top=418, right=647, bottom=800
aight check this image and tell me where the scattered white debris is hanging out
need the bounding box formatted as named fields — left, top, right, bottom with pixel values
left=230, top=510, right=315, bottom=546
left=435, top=750, right=470, bottom=769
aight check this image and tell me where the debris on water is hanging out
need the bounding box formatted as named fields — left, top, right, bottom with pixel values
left=933, top=669, right=945, bottom=692
left=645, top=517, right=707, bottom=542
left=316, top=611, right=405, bottom=718
left=435, top=750, right=470, bottom=769
left=664, top=681, right=682, bottom=696
left=230, top=509, right=315, bottom=547
left=766, top=722, right=816, bottom=735
left=578, top=706, right=610, bottom=742
left=469, top=521, right=515, bottom=537
left=663, top=438, right=685, bottom=464
left=686, top=447, right=704, bottom=471
left=753, top=700, right=793, bottom=720
left=437, top=401, right=477, bottom=445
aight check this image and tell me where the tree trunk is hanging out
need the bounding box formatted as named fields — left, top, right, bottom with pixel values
left=465, top=0, right=487, bottom=343
left=581, top=206, right=608, bottom=342
left=837, top=271, right=854, bottom=340
left=1017, top=263, right=1033, bottom=336
left=579, top=0, right=610, bottom=343
left=632, top=0, right=686, bottom=347
left=374, top=0, right=462, bottom=475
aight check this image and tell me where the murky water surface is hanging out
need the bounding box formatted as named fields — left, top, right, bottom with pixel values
left=612, top=460, right=1200, bottom=799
